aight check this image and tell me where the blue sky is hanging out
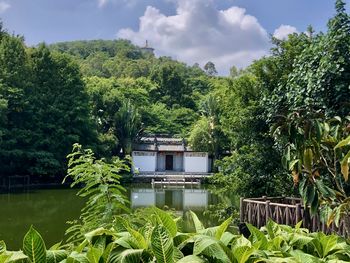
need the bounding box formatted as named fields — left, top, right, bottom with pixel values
left=0, top=0, right=346, bottom=74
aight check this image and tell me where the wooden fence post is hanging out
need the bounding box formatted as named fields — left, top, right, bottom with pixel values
left=296, top=203, right=301, bottom=225
left=240, top=197, right=244, bottom=223
left=265, top=201, right=270, bottom=225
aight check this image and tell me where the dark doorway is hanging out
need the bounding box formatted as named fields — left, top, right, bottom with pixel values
left=165, top=155, right=173, bottom=170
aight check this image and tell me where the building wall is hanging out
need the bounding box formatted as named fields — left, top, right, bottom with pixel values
left=132, top=151, right=157, bottom=172
left=156, top=152, right=183, bottom=171
left=184, top=152, right=208, bottom=173
left=157, top=153, right=165, bottom=171
left=173, top=153, right=183, bottom=171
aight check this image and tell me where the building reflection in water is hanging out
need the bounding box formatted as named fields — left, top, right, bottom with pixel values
left=130, top=187, right=209, bottom=212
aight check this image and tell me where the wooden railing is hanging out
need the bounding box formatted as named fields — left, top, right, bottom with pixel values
left=240, top=196, right=348, bottom=237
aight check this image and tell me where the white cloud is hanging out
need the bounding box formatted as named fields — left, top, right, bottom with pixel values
left=273, top=25, right=298, bottom=40
left=0, top=1, right=10, bottom=13
left=117, top=0, right=270, bottom=75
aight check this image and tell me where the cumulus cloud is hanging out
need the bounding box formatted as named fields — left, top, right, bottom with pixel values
left=273, top=25, right=298, bottom=40
left=0, top=1, right=10, bottom=13
left=117, top=0, right=270, bottom=75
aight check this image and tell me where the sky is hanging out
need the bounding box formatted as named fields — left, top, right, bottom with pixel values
left=0, top=0, right=347, bottom=75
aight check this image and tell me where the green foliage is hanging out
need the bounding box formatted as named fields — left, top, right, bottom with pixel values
left=0, top=38, right=95, bottom=177
left=2, top=214, right=350, bottom=262
left=23, top=226, right=47, bottom=263
left=64, top=144, right=130, bottom=242
left=209, top=72, right=290, bottom=197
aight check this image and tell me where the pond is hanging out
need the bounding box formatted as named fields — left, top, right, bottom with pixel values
left=0, top=184, right=238, bottom=250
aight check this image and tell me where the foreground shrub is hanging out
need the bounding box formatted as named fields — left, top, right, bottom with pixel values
left=1, top=210, right=350, bottom=263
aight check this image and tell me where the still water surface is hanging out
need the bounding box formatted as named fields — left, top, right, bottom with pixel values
left=0, top=184, right=227, bottom=249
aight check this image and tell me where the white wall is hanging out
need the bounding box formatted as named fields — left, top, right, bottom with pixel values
left=132, top=151, right=157, bottom=172
left=184, top=152, right=208, bottom=173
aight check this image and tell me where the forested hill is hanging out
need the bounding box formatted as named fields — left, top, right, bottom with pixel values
left=47, top=39, right=218, bottom=138
left=0, top=35, right=222, bottom=178
left=48, top=39, right=205, bottom=79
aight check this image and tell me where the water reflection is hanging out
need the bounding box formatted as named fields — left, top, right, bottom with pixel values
left=130, top=186, right=210, bottom=211
left=0, top=184, right=229, bottom=250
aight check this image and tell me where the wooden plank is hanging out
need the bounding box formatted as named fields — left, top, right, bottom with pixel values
left=240, top=197, right=244, bottom=223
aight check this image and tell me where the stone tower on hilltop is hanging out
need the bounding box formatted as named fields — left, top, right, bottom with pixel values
left=141, top=40, right=155, bottom=56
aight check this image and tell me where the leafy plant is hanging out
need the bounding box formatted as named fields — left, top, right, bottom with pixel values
left=2, top=215, right=350, bottom=262
left=63, top=143, right=130, bottom=242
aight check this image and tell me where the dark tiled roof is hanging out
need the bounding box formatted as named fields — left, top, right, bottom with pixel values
left=133, top=136, right=193, bottom=152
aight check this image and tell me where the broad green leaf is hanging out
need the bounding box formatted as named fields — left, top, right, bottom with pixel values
left=152, top=207, right=177, bottom=237
left=319, top=234, right=338, bottom=258
left=304, top=185, right=315, bottom=207
left=334, top=136, right=350, bottom=149
left=3, top=251, right=28, bottom=262
left=290, top=249, right=322, bottom=263
left=101, top=242, right=115, bottom=263
left=315, top=179, right=335, bottom=198
left=232, top=236, right=251, bottom=249
left=115, top=249, right=145, bottom=263
left=127, top=227, right=148, bottom=249
left=193, top=235, right=231, bottom=263
left=48, top=242, right=62, bottom=250
left=215, top=217, right=232, bottom=240
left=173, top=233, right=192, bottom=250
left=340, top=150, right=350, bottom=182
left=173, top=247, right=184, bottom=262
left=23, top=226, right=47, bottom=263
left=0, top=254, right=10, bottom=263
left=303, top=148, right=313, bottom=173
left=86, top=247, right=103, bottom=263
left=220, top=232, right=237, bottom=246
left=246, top=224, right=268, bottom=250
left=187, top=211, right=205, bottom=233
left=66, top=251, right=89, bottom=263
left=151, top=225, right=174, bottom=263
left=289, top=233, right=314, bottom=248
left=289, top=159, right=299, bottom=171
left=0, top=241, right=5, bottom=254
left=46, top=250, right=68, bottom=263
left=176, top=255, right=207, bottom=263
left=232, top=245, right=255, bottom=263
left=310, top=191, right=319, bottom=215
left=74, top=240, right=88, bottom=253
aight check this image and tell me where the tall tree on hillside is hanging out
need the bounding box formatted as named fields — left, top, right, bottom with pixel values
left=0, top=33, right=32, bottom=176
left=26, top=45, right=95, bottom=177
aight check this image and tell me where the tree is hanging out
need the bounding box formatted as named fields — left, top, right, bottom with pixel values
left=272, top=0, right=350, bottom=119
left=204, top=61, right=218, bottom=76
left=24, top=45, right=95, bottom=177
left=189, top=94, right=225, bottom=161
left=114, top=100, right=142, bottom=156
left=0, top=33, right=32, bottom=176
left=229, top=66, right=242, bottom=78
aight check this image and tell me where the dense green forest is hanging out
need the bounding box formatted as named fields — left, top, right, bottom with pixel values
left=1, top=0, right=350, bottom=202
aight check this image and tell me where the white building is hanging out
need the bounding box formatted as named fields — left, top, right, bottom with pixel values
left=132, top=136, right=211, bottom=175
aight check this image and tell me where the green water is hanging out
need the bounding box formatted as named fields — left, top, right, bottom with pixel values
left=0, top=184, right=231, bottom=249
